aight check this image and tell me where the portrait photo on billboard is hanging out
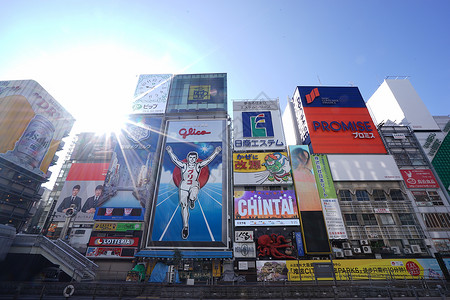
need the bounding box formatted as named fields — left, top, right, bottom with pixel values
left=97, top=116, right=163, bottom=220
left=0, top=80, right=75, bottom=177
left=148, top=119, right=228, bottom=248
left=54, top=163, right=109, bottom=222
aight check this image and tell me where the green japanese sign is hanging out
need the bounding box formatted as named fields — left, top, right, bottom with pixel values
left=311, top=154, right=337, bottom=199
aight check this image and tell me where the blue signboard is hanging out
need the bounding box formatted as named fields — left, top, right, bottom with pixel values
left=295, top=232, right=305, bottom=257
left=297, top=86, right=366, bottom=108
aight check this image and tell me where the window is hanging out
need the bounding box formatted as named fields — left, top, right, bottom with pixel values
left=390, top=189, right=404, bottom=201
left=362, top=214, right=377, bottom=225
left=379, top=214, right=395, bottom=225
left=356, top=190, right=370, bottom=201
left=423, top=213, right=450, bottom=229
left=412, top=191, right=443, bottom=206
left=338, top=190, right=352, bottom=201
left=344, top=214, right=359, bottom=226
left=398, top=214, right=415, bottom=225
left=373, top=189, right=387, bottom=201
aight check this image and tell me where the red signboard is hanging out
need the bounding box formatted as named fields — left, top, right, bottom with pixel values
left=400, top=169, right=439, bottom=189
left=88, top=237, right=140, bottom=247
left=86, top=247, right=137, bottom=258
left=304, top=107, right=387, bottom=154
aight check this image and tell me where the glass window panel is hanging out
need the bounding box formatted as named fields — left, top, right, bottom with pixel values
left=356, top=190, right=370, bottom=201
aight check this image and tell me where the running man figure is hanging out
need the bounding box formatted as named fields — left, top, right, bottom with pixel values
left=166, top=145, right=222, bottom=239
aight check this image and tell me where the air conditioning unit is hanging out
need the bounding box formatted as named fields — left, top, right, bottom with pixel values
left=362, top=246, right=372, bottom=254
left=411, top=245, right=422, bottom=253
left=391, top=246, right=401, bottom=254
left=353, top=247, right=362, bottom=254
left=342, top=242, right=351, bottom=249
left=335, top=251, right=344, bottom=258
left=360, top=239, right=370, bottom=246
left=404, top=248, right=412, bottom=254
left=344, top=250, right=353, bottom=256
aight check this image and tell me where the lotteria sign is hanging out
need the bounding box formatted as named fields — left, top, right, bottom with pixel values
left=89, top=237, right=139, bottom=247
left=297, top=86, right=386, bottom=154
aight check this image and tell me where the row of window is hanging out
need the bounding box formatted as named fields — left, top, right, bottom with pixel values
left=338, top=189, right=404, bottom=202
left=344, top=213, right=415, bottom=226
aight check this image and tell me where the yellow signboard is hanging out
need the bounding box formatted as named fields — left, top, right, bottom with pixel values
left=188, top=85, right=210, bottom=101
left=233, top=152, right=292, bottom=185
left=285, top=259, right=442, bottom=281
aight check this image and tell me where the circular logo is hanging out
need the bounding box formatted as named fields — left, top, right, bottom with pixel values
left=407, top=178, right=417, bottom=185
left=406, top=261, right=421, bottom=276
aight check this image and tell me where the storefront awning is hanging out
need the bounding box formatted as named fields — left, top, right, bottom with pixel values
left=135, top=250, right=233, bottom=259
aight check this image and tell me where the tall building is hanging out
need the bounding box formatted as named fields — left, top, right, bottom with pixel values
left=0, top=80, right=74, bottom=231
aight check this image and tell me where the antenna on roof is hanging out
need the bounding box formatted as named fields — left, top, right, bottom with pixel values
left=317, top=75, right=322, bottom=85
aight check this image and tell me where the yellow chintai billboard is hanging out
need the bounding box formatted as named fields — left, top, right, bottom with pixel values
left=0, top=80, right=75, bottom=177
left=284, top=259, right=443, bottom=281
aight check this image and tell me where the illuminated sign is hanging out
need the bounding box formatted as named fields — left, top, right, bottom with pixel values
left=188, top=85, right=210, bottom=101
left=233, top=152, right=292, bottom=185
left=234, top=190, right=299, bottom=226
left=89, top=237, right=140, bottom=247
left=400, top=169, right=439, bottom=189
left=93, top=222, right=142, bottom=232
left=86, top=247, right=137, bottom=258
left=233, top=100, right=286, bottom=151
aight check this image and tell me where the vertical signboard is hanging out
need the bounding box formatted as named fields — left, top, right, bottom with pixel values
left=70, top=132, right=116, bottom=162
left=132, top=74, right=172, bottom=114
left=289, top=145, right=330, bottom=254
left=95, top=116, right=163, bottom=221
left=148, top=119, right=228, bottom=248
left=233, top=100, right=286, bottom=151
left=54, top=163, right=109, bottom=222
left=0, top=80, right=75, bottom=177
left=312, top=154, right=347, bottom=239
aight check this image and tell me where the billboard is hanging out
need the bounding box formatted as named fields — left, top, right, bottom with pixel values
left=289, top=145, right=330, bottom=254
left=234, top=242, right=256, bottom=258
left=327, top=154, right=402, bottom=181
left=312, top=155, right=347, bottom=240
left=166, top=73, right=227, bottom=113
left=400, top=169, right=439, bottom=189
left=88, top=237, right=140, bottom=247
left=234, top=190, right=299, bottom=226
left=148, top=119, right=228, bottom=248
left=233, top=100, right=286, bottom=151
left=296, top=86, right=386, bottom=154
left=54, top=163, right=109, bottom=222
left=98, top=116, right=163, bottom=220
left=132, top=74, right=172, bottom=114
left=0, top=80, right=75, bottom=177
left=93, top=222, right=142, bottom=232
left=285, top=258, right=443, bottom=281
left=233, top=152, right=292, bottom=185
left=86, top=247, right=137, bottom=258
left=70, top=132, right=116, bottom=162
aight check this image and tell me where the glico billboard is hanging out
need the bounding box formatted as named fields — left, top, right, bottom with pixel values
left=0, top=80, right=75, bottom=177
left=296, top=86, right=386, bottom=154
left=148, top=119, right=229, bottom=248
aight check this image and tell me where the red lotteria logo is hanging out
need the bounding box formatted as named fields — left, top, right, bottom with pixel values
left=306, top=88, right=320, bottom=104
left=179, top=128, right=211, bottom=139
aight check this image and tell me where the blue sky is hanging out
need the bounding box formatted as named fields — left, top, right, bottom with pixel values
left=1, top=0, right=449, bottom=135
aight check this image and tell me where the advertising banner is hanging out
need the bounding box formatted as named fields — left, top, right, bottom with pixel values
left=312, top=154, right=347, bottom=239
left=285, top=259, right=443, bottom=281
left=132, top=74, right=172, bottom=114
left=98, top=116, right=163, bottom=221
left=233, top=100, right=286, bottom=151
left=233, top=152, right=292, bottom=185
left=89, top=237, right=140, bottom=247
left=235, top=230, right=254, bottom=242
left=289, top=145, right=330, bottom=254
left=327, top=154, right=402, bottom=181
left=234, top=190, right=299, bottom=227
left=0, top=80, right=75, bottom=177
left=234, top=242, right=256, bottom=258
left=54, top=163, right=109, bottom=222
left=296, top=86, right=386, bottom=154
left=257, top=261, right=289, bottom=282
left=148, top=119, right=228, bottom=248
left=70, top=132, right=116, bottom=162
left=400, top=169, right=439, bottom=189
left=86, top=247, right=137, bottom=258
left=93, top=222, right=142, bottom=232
